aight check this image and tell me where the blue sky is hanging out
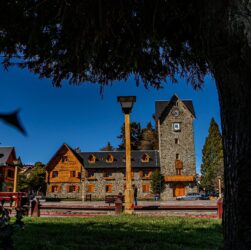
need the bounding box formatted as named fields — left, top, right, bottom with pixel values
left=0, top=67, right=221, bottom=173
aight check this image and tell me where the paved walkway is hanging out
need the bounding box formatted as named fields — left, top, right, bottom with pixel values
left=37, top=200, right=219, bottom=218
left=42, top=200, right=217, bottom=207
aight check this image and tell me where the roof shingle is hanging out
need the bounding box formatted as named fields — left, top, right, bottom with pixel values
left=78, top=150, right=160, bottom=169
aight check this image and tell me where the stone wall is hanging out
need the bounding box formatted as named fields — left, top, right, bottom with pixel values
left=46, top=183, right=81, bottom=199
left=47, top=168, right=158, bottom=200
left=83, top=169, right=155, bottom=200
left=159, top=99, right=196, bottom=199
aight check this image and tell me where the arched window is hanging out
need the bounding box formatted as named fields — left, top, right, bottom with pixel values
left=106, top=154, right=114, bottom=163
left=88, top=154, right=96, bottom=163
left=141, top=153, right=150, bottom=163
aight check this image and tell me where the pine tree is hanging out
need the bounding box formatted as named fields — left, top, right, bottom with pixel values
left=117, top=122, right=142, bottom=150
left=150, top=170, right=165, bottom=196
left=139, top=122, right=159, bottom=150
left=200, top=118, right=224, bottom=192
left=100, top=142, right=114, bottom=151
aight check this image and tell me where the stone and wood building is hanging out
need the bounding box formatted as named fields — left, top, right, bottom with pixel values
left=45, top=94, right=197, bottom=200
left=0, top=147, right=19, bottom=192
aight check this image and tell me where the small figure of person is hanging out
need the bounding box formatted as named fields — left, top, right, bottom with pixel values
left=133, top=185, right=138, bottom=206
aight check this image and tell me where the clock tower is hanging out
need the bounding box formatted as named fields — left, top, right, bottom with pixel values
left=155, top=94, right=197, bottom=200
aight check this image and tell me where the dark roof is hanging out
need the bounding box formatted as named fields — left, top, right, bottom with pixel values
left=0, top=147, right=14, bottom=166
left=78, top=150, right=160, bottom=169
left=155, top=95, right=196, bottom=121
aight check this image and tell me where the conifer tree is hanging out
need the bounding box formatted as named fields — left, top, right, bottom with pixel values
left=117, top=122, right=142, bottom=150
left=100, top=142, right=114, bottom=151
left=150, top=170, right=165, bottom=196
left=139, top=122, right=159, bottom=150
left=200, top=118, right=224, bottom=192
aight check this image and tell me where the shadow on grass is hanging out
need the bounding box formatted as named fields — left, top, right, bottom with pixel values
left=13, top=216, right=222, bottom=250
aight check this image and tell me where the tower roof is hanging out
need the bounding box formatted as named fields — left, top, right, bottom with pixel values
left=155, top=95, right=196, bottom=120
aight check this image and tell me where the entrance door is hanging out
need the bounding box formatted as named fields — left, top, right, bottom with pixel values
left=174, top=185, right=185, bottom=197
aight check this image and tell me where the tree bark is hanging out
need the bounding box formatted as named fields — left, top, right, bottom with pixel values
left=213, top=58, right=251, bottom=249
left=203, top=1, right=251, bottom=247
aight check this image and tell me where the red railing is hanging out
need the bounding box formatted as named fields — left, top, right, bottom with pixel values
left=0, top=192, right=26, bottom=208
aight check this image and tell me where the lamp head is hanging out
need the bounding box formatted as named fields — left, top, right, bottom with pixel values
left=117, top=96, right=136, bottom=114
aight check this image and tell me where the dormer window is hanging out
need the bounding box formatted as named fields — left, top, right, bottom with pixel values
left=141, top=153, right=150, bottom=163
left=106, top=154, right=114, bottom=163
left=88, top=154, right=96, bottom=163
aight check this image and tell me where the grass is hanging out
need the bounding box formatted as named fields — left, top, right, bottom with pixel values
left=12, top=216, right=222, bottom=250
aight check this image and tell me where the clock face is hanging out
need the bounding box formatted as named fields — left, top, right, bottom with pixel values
left=172, top=107, right=180, bottom=117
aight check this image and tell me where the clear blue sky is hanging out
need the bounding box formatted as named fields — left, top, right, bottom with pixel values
left=0, top=67, right=221, bottom=173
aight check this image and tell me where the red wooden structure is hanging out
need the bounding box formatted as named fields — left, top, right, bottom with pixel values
left=0, top=192, right=26, bottom=208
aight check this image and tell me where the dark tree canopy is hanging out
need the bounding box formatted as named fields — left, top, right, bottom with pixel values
left=0, top=0, right=211, bottom=88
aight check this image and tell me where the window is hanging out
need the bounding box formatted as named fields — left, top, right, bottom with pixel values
left=52, top=171, right=58, bottom=178
left=70, top=171, right=76, bottom=177
left=104, top=171, right=113, bottom=178
left=173, top=123, right=181, bottom=131
left=87, top=184, right=95, bottom=193
left=143, top=170, right=149, bottom=177
left=88, top=154, right=96, bottom=163
left=68, top=185, right=76, bottom=193
left=105, top=184, right=113, bottom=193
left=51, top=185, right=59, bottom=192
left=7, top=170, right=14, bottom=178
left=61, top=155, right=68, bottom=162
left=141, top=154, right=150, bottom=163
left=86, top=171, right=94, bottom=178
left=176, top=169, right=182, bottom=175
left=175, top=160, right=183, bottom=169
left=176, top=154, right=180, bottom=160
left=142, top=184, right=150, bottom=193
left=106, top=154, right=114, bottom=163
left=175, top=138, right=179, bottom=144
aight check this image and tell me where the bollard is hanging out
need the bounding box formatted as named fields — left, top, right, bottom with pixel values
left=114, top=198, right=123, bottom=215
left=30, top=198, right=40, bottom=217
left=217, top=197, right=223, bottom=219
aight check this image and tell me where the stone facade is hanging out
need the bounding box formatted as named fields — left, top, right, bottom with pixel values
left=46, top=146, right=158, bottom=200
left=82, top=169, right=153, bottom=200
left=156, top=96, right=197, bottom=200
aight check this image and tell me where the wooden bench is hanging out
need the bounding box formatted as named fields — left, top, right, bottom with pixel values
left=105, top=195, right=124, bottom=206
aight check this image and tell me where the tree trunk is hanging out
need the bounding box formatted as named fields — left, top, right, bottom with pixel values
left=204, top=1, right=251, bottom=247
left=213, top=61, right=251, bottom=249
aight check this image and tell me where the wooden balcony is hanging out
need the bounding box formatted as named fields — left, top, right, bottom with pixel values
left=164, top=175, right=195, bottom=182
left=175, top=160, right=183, bottom=169
left=104, top=177, right=115, bottom=181
left=86, top=177, right=97, bottom=181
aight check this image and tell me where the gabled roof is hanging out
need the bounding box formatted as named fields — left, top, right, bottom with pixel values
left=155, top=94, right=196, bottom=122
left=46, top=143, right=83, bottom=170
left=78, top=150, right=160, bottom=169
left=0, top=147, right=15, bottom=166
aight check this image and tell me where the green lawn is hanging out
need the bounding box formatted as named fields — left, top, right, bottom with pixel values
left=13, top=216, right=222, bottom=250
